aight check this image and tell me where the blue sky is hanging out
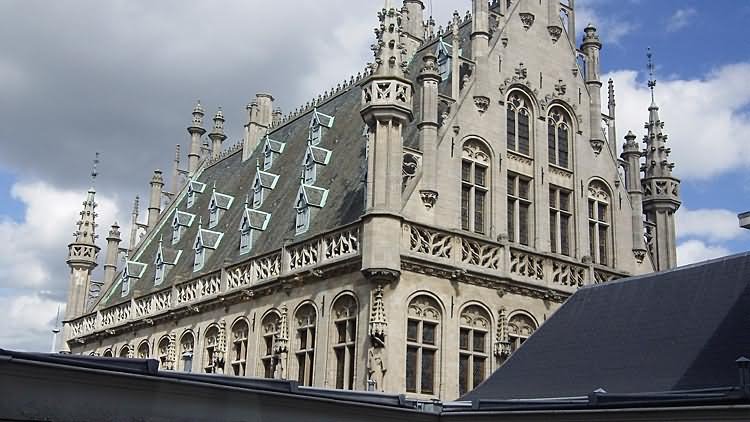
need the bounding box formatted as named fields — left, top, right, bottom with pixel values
left=0, top=0, right=748, bottom=351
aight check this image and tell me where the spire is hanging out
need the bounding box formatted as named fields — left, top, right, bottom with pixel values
left=642, top=49, right=674, bottom=179
left=647, top=47, right=657, bottom=105
left=370, top=1, right=408, bottom=78
left=90, top=152, right=100, bottom=189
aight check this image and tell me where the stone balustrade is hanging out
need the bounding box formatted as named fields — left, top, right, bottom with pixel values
left=68, top=225, right=361, bottom=340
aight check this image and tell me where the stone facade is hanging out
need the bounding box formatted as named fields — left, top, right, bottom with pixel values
left=63, top=0, right=678, bottom=401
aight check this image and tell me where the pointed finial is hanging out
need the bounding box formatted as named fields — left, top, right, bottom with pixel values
left=647, top=47, right=656, bottom=102
left=90, top=152, right=100, bottom=187
left=255, top=157, right=260, bottom=171
left=158, top=234, right=163, bottom=244
left=244, top=193, right=250, bottom=207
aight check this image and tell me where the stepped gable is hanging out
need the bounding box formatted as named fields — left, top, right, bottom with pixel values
left=462, top=252, right=750, bottom=401
left=98, top=86, right=367, bottom=308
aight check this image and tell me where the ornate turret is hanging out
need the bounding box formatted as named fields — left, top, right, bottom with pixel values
left=209, top=108, right=227, bottom=159
left=187, top=101, right=206, bottom=176
left=417, top=51, right=441, bottom=211
left=641, top=49, right=680, bottom=270
left=147, top=169, right=164, bottom=228
left=360, top=0, right=413, bottom=283
left=65, top=155, right=101, bottom=325
left=581, top=23, right=605, bottom=155
left=621, top=131, right=647, bottom=263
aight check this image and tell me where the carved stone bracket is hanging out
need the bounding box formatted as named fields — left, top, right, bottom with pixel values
left=474, top=95, right=490, bottom=114
left=548, top=25, right=563, bottom=43
left=519, top=12, right=535, bottom=30
left=419, top=189, right=438, bottom=209
left=590, top=138, right=604, bottom=155
left=633, top=248, right=647, bottom=264
left=362, top=268, right=400, bottom=283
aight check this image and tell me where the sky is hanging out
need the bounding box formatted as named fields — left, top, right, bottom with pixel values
left=0, top=0, right=748, bottom=352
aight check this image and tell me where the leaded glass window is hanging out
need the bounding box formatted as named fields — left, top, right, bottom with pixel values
left=588, top=181, right=612, bottom=266
left=332, top=295, right=357, bottom=390
left=506, top=93, right=532, bottom=156
left=406, top=296, right=441, bottom=396
left=461, top=140, right=490, bottom=235
left=508, top=173, right=533, bottom=246
left=549, top=186, right=573, bottom=256
left=295, top=304, right=317, bottom=386
left=548, top=107, right=571, bottom=168
left=458, top=305, right=491, bottom=396
left=508, top=313, right=537, bottom=354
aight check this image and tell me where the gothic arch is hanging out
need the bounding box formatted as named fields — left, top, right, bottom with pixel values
left=137, top=339, right=151, bottom=359
left=329, top=290, right=359, bottom=316
left=405, top=292, right=444, bottom=396
left=505, top=86, right=541, bottom=116
left=546, top=99, right=579, bottom=134
left=457, top=301, right=494, bottom=329
left=329, top=292, right=359, bottom=390
left=102, top=348, right=113, bottom=357
left=405, top=290, right=447, bottom=315
left=507, top=309, right=539, bottom=330
left=460, top=135, right=495, bottom=161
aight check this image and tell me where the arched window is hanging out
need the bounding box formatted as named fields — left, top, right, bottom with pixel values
left=332, top=294, right=357, bottom=390
left=157, top=336, right=170, bottom=369
left=102, top=348, right=113, bottom=358
left=260, top=311, right=281, bottom=378
left=295, top=304, right=317, bottom=386
left=506, top=92, right=532, bottom=156
left=548, top=107, right=571, bottom=169
left=203, top=325, right=223, bottom=374
left=137, top=341, right=150, bottom=359
left=458, top=305, right=491, bottom=396
left=119, top=345, right=131, bottom=358
left=588, top=181, right=612, bottom=266
left=508, top=313, right=537, bottom=354
left=406, top=295, right=442, bottom=395
left=180, top=332, right=195, bottom=373
left=231, top=319, right=249, bottom=376
left=461, top=139, right=490, bottom=235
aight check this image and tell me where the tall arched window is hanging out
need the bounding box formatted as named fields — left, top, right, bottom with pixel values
left=406, top=295, right=442, bottom=396
left=231, top=319, right=249, bottom=376
left=295, top=304, right=317, bottom=386
left=103, top=348, right=113, bottom=358
left=458, top=305, right=491, bottom=396
left=461, top=139, right=491, bottom=235
left=508, top=312, right=537, bottom=354
left=137, top=341, right=150, bottom=359
left=119, top=345, right=131, bottom=358
left=260, top=311, right=281, bottom=378
left=588, top=181, right=612, bottom=266
left=506, top=92, right=532, bottom=156
left=203, top=325, right=222, bottom=374
left=548, top=107, right=571, bottom=168
left=507, top=172, right=533, bottom=245
left=332, top=294, right=357, bottom=390
left=549, top=185, right=573, bottom=256
left=157, top=336, right=170, bottom=369
left=180, top=332, right=195, bottom=373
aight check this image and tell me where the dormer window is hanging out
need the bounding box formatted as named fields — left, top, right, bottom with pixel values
left=121, top=271, right=131, bottom=297
left=120, top=261, right=147, bottom=297
left=294, top=185, right=328, bottom=236
left=208, top=189, right=234, bottom=229
left=239, top=205, right=271, bottom=255
left=186, top=181, right=206, bottom=208
left=172, top=211, right=195, bottom=245
left=251, top=170, right=279, bottom=209
left=192, top=226, right=223, bottom=273
left=261, top=134, right=285, bottom=171
left=155, top=241, right=181, bottom=286
left=302, top=143, right=332, bottom=186
left=308, top=109, right=334, bottom=146
left=436, top=38, right=452, bottom=79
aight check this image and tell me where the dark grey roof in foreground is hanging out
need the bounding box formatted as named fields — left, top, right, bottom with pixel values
left=463, top=252, right=750, bottom=401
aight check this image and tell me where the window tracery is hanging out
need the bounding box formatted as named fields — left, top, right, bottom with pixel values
left=458, top=305, right=491, bottom=396
left=295, top=304, right=317, bottom=386
left=406, top=295, right=441, bottom=396
left=548, top=107, right=571, bottom=169
left=506, top=92, right=532, bottom=156
left=231, top=319, right=249, bottom=376
left=508, top=313, right=537, bottom=354
left=461, top=139, right=490, bottom=235
left=588, top=181, right=612, bottom=266
left=332, top=294, right=357, bottom=390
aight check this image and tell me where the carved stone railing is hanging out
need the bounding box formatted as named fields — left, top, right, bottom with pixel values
left=401, top=222, right=621, bottom=294
left=67, top=224, right=361, bottom=341
left=134, top=289, right=172, bottom=318
left=100, top=301, right=131, bottom=329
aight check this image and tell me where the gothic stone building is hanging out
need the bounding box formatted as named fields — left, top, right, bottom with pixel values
left=63, top=0, right=680, bottom=400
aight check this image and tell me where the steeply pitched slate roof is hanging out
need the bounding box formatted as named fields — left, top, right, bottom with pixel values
left=463, top=252, right=750, bottom=401
left=98, top=83, right=369, bottom=308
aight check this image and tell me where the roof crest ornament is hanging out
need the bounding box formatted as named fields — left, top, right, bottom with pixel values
left=647, top=47, right=657, bottom=104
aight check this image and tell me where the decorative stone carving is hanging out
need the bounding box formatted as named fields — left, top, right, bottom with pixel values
left=494, top=308, right=511, bottom=358
left=519, top=12, right=535, bottom=30
left=367, top=346, right=387, bottom=392
left=514, top=62, right=528, bottom=80
left=368, top=285, right=387, bottom=346
left=474, top=95, right=490, bottom=114
left=590, top=138, right=605, bottom=155
left=419, top=189, right=438, bottom=209
left=633, top=248, right=647, bottom=263
left=548, top=25, right=563, bottom=43
left=402, top=152, right=421, bottom=190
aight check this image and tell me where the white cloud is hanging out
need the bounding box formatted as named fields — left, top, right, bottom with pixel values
left=604, top=62, right=750, bottom=180
left=677, top=239, right=731, bottom=266
left=576, top=0, right=637, bottom=44
left=0, top=180, right=123, bottom=351
left=676, top=207, right=746, bottom=243
left=667, top=8, right=697, bottom=32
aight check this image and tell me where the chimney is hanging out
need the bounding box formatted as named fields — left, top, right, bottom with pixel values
left=147, top=169, right=164, bottom=228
